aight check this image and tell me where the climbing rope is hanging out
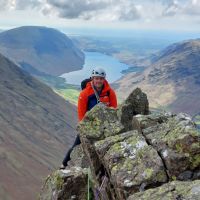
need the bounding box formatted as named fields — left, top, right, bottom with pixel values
left=94, top=175, right=109, bottom=200
left=91, top=82, right=101, bottom=103
left=87, top=167, right=109, bottom=200
left=87, top=167, right=91, bottom=200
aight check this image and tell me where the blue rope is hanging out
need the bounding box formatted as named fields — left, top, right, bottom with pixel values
left=87, top=167, right=90, bottom=200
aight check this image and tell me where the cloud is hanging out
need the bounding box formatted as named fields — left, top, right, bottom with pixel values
left=0, top=0, right=200, bottom=22
left=162, top=0, right=200, bottom=17
left=44, top=0, right=109, bottom=19
left=0, top=0, right=11, bottom=10
left=14, top=0, right=42, bottom=10
left=162, top=0, right=180, bottom=16
left=0, top=0, right=141, bottom=21
left=183, top=0, right=200, bottom=16
left=42, top=0, right=141, bottom=21
left=118, top=1, right=141, bottom=21
left=0, top=0, right=43, bottom=11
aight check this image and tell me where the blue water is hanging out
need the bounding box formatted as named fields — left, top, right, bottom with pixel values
left=60, top=51, right=139, bottom=85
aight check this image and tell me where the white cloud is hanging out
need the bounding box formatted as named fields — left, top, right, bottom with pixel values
left=42, top=0, right=141, bottom=21
left=0, top=0, right=10, bottom=10
left=1, top=0, right=200, bottom=21
left=0, top=0, right=141, bottom=21
left=161, top=0, right=200, bottom=17
left=162, top=0, right=180, bottom=16
left=0, top=0, right=42, bottom=10
left=183, top=0, right=200, bottom=16
left=0, top=0, right=200, bottom=31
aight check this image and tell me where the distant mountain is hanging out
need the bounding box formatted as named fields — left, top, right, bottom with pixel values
left=0, top=53, right=77, bottom=200
left=115, top=39, right=200, bottom=117
left=0, top=26, right=85, bottom=76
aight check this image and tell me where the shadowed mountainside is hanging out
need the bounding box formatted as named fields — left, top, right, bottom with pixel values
left=0, top=26, right=85, bottom=76
left=0, top=53, right=78, bottom=200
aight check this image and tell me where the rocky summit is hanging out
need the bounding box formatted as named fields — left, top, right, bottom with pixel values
left=40, top=88, right=200, bottom=200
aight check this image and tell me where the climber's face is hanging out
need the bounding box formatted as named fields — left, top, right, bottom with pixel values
left=92, top=76, right=105, bottom=89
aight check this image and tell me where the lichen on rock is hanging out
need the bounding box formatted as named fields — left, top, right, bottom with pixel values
left=40, top=88, right=200, bottom=200
left=128, top=180, right=200, bottom=200
left=39, top=167, right=88, bottom=200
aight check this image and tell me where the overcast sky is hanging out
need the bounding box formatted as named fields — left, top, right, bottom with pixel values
left=0, top=0, right=200, bottom=33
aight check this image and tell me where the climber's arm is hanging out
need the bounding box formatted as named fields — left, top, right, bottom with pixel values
left=109, top=89, right=117, bottom=108
left=78, top=91, right=88, bottom=122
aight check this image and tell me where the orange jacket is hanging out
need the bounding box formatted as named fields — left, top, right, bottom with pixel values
left=78, top=79, right=117, bottom=121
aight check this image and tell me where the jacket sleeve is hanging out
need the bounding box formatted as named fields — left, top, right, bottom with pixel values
left=109, top=88, right=118, bottom=108
left=78, top=91, right=88, bottom=122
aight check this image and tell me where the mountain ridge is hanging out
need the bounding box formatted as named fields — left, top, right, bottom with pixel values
left=115, top=38, right=200, bottom=117
left=0, top=26, right=85, bottom=76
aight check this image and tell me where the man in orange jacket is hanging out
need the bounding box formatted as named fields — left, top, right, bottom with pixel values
left=60, top=68, right=117, bottom=169
left=78, top=68, right=117, bottom=121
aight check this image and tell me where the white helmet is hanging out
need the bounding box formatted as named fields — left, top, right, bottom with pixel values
left=91, top=67, right=106, bottom=78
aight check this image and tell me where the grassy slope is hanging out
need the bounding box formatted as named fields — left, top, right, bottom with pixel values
left=53, top=88, right=79, bottom=105
left=32, top=73, right=80, bottom=105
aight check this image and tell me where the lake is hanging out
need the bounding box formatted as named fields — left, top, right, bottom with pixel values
left=60, top=51, right=141, bottom=85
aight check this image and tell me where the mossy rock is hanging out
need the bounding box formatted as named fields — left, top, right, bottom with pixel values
left=128, top=180, right=200, bottom=200
left=39, top=168, right=88, bottom=200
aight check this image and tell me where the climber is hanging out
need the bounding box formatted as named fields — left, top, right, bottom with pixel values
left=60, top=67, right=118, bottom=169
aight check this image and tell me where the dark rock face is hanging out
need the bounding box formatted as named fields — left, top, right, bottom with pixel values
left=40, top=88, right=200, bottom=200
left=118, top=87, right=149, bottom=131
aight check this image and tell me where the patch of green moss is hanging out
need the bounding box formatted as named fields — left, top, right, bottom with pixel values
left=175, top=143, right=183, bottom=153
left=172, top=175, right=177, bottom=181
left=190, top=154, right=200, bottom=169
left=110, top=142, right=123, bottom=153
left=54, top=172, right=64, bottom=190
left=156, top=171, right=167, bottom=182
left=165, top=125, right=184, bottom=143
left=124, top=159, right=134, bottom=171
left=127, top=135, right=142, bottom=146
left=188, top=129, right=200, bottom=138
left=112, top=164, right=118, bottom=172
left=190, top=142, right=200, bottom=152
left=111, top=158, right=134, bottom=174
left=144, top=168, right=154, bottom=179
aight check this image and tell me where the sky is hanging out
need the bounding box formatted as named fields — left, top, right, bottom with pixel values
left=0, top=0, right=200, bottom=34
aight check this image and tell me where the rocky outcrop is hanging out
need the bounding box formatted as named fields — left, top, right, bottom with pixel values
left=40, top=168, right=88, bottom=200
left=132, top=112, right=199, bottom=180
left=128, top=180, right=200, bottom=200
left=118, top=88, right=149, bottom=131
left=39, top=145, right=89, bottom=200
left=40, top=88, right=200, bottom=200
